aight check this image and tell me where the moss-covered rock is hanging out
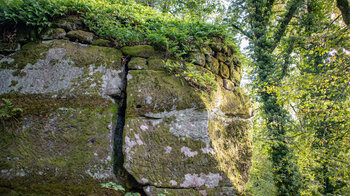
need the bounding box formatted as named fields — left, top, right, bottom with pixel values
left=92, top=38, right=112, bottom=47
left=122, top=45, right=155, bottom=58
left=0, top=42, right=19, bottom=54
left=218, top=87, right=253, bottom=118
left=230, top=67, right=242, bottom=85
left=126, top=70, right=205, bottom=116
left=0, top=38, right=125, bottom=195
left=206, top=55, right=220, bottom=75
left=223, top=79, right=236, bottom=91
left=128, top=57, right=147, bottom=70
left=188, top=52, right=206, bottom=66
left=0, top=98, right=117, bottom=195
left=217, top=52, right=226, bottom=62
left=53, top=15, right=84, bottom=31
left=0, top=40, right=123, bottom=98
left=123, top=117, right=232, bottom=189
left=40, top=28, right=66, bottom=40
left=144, top=186, right=237, bottom=196
left=220, top=62, right=230, bottom=79
left=147, top=56, right=165, bottom=70
left=67, top=30, right=94, bottom=44
left=210, top=37, right=223, bottom=52
left=209, top=118, right=252, bottom=193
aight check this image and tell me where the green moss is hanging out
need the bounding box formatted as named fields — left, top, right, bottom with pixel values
left=66, top=30, right=94, bottom=44
left=0, top=93, right=112, bottom=116
left=0, top=42, right=18, bottom=54
left=147, top=56, right=165, bottom=70
left=0, top=100, right=118, bottom=194
left=123, top=117, right=226, bottom=187
left=206, top=56, right=219, bottom=75
left=10, top=80, right=18, bottom=87
left=92, top=38, right=112, bottom=47
left=122, top=45, right=155, bottom=58
left=220, top=63, right=230, bottom=79
left=50, top=40, right=122, bottom=68
left=126, top=70, right=205, bottom=116
left=6, top=39, right=122, bottom=71
left=128, top=57, right=147, bottom=70
left=40, top=28, right=66, bottom=40
left=217, top=87, right=252, bottom=118
left=0, top=176, right=122, bottom=196
left=188, top=52, right=205, bottom=66
left=208, top=118, right=252, bottom=194
left=230, top=67, right=241, bottom=85
left=3, top=42, right=49, bottom=70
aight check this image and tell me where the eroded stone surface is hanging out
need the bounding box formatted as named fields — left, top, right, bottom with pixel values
left=124, top=69, right=253, bottom=194
left=0, top=40, right=123, bottom=98
left=0, top=39, right=122, bottom=194
left=144, top=186, right=238, bottom=196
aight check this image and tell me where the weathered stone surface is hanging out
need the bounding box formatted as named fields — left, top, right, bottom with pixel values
left=122, top=45, right=155, bottom=58
left=126, top=70, right=205, bottom=116
left=92, top=38, right=112, bottom=47
left=218, top=87, right=253, bottom=118
left=210, top=37, right=223, bottom=52
left=220, top=62, right=230, bottom=79
left=223, top=79, right=236, bottom=91
left=144, top=186, right=238, bottom=196
left=189, top=52, right=206, bottom=66
left=0, top=99, right=116, bottom=195
left=0, top=40, right=123, bottom=98
left=217, top=52, right=226, bottom=62
left=206, top=55, right=219, bottom=74
left=128, top=57, right=147, bottom=70
left=230, top=67, right=242, bottom=85
left=123, top=115, right=232, bottom=189
left=147, top=55, right=165, bottom=70
left=40, top=28, right=66, bottom=40
left=0, top=42, right=20, bottom=54
left=53, top=15, right=84, bottom=31
left=67, top=30, right=94, bottom=44
left=124, top=68, right=253, bottom=195
left=203, top=46, right=214, bottom=56
left=0, top=39, right=123, bottom=195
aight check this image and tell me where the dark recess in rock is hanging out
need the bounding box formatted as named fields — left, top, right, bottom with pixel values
left=112, top=55, right=146, bottom=195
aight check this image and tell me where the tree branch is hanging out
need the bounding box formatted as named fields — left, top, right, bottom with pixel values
left=231, top=23, right=253, bottom=40
left=269, top=0, right=303, bottom=52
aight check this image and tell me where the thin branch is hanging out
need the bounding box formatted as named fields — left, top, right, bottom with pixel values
left=231, top=23, right=253, bottom=40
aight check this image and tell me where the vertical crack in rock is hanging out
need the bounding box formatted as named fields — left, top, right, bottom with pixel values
left=113, top=55, right=146, bottom=195
left=113, top=56, right=129, bottom=174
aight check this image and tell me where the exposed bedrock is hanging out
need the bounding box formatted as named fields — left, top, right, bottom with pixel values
left=0, top=23, right=253, bottom=195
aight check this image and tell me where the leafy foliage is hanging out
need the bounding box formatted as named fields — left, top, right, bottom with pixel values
left=100, top=182, right=125, bottom=191
left=230, top=0, right=349, bottom=195
left=0, top=98, right=23, bottom=120
left=0, top=0, right=232, bottom=57
left=135, top=0, right=225, bottom=22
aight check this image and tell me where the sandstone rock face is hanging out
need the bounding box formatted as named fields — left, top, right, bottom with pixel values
left=0, top=23, right=253, bottom=195
left=124, top=68, right=253, bottom=195
left=0, top=39, right=122, bottom=194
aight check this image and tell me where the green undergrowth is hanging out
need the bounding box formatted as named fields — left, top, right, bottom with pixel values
left=0, top=0, right=233, bottom=57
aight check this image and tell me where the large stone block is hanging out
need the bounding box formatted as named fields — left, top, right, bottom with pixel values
left=0, top=39, right=123, bottom=195
left=124, top=68, right=253, bottom=195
